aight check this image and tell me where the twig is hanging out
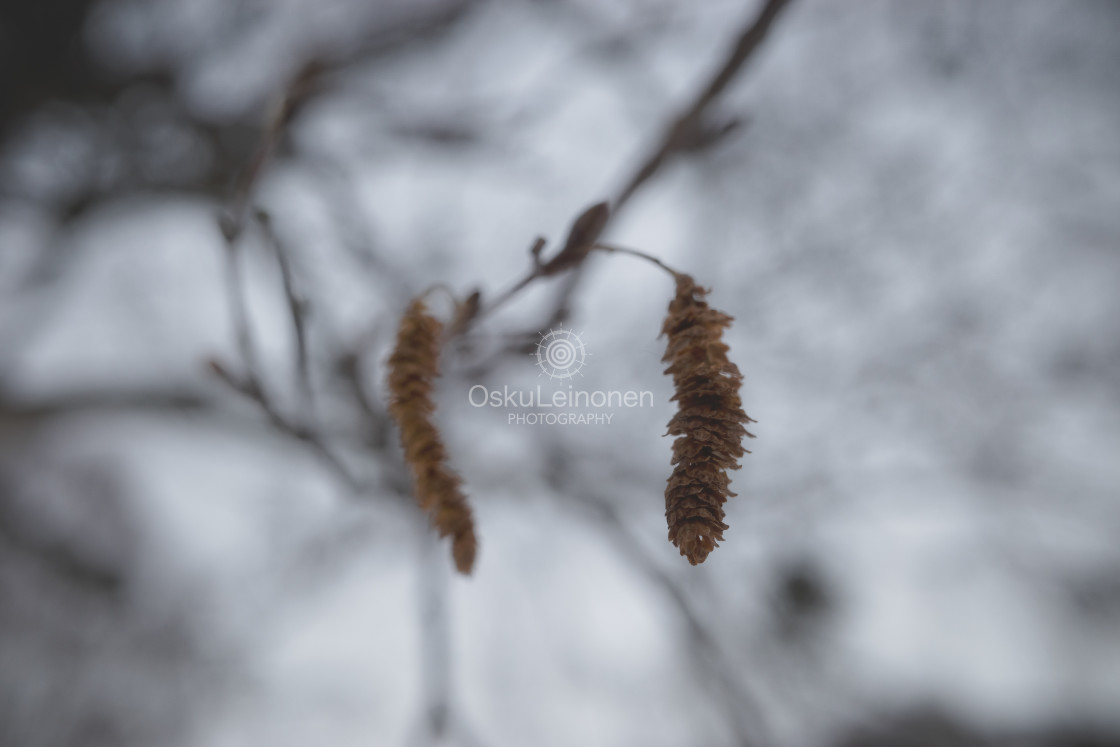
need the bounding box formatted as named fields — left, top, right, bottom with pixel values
left=220, top=231, right=264, bottom=383
left=537, top=441, right=771, bottom=746
left=593, top=241, right=682, bottom=278
left=0, top=388, right=215, bottom=421
left=474, top=200, right=608, bottom=326
left=574, top=488, right=771, bottom=747
left=220, top=62, right=325, bottom=242
left=474, top=237, right=546, bottom=321
left=208, top=357, right=361, bottom=492
left=464, top=0, right=791, bottom=346
left=214, top=217, right=361, bottom=491
left=208, top=55, right=374, bottom=492
left=612, top=0, right=793, bottom=212
left=218, top=1, right=484, bottom=242
left=407, top=531, right=495, bottom=747
left=542, top=0, right=794, bottom=332
left=414, top=533, right=452, bottom=745
left=305, top=158, right=417, bottom=304
left=256, top=210, right=314, bottom=414
left=337, top=346, right=392, bottom=450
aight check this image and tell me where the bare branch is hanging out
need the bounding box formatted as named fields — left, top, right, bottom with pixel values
left=593, top=241, right=682, bottom=278
left=256, top=211, right=314, bottom=415
left=540, top=0, right=794, bottom=332
left=0, top=388, right=215, bottom=422
left=207, top=358, right=360, bottom=492
left=569, top=486, right=772, bottom=747
left=464, top=0, right=793, bottom=351
left=532, top=435, right=772, bottom=745
left=213, top=214, right=361, bottom=491
left=612, top=0, right=793, bottom=212
left=413, top=535, right=452, bottom=746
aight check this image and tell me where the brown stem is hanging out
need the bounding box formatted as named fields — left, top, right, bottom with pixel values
left=540, top=0, right=794, bottom=333
left=592, top=242, right=682, bottom=279
left=612, top=0, right=794, bottom=212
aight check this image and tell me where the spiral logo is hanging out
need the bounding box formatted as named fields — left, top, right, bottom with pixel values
left=533, top=328, right=588, bottom=379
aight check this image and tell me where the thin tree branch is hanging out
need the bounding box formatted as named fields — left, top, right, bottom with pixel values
left=575, top=489, right=772, bottom=747
left=337, top=349, right=391, bottom=446
left=213, top=214, right=361, bottom=491
left=256, top=210, right=314, bottom=415
left=461, top=0, right=793, bottom=345
left=413, top=534, right=453, bottom=746
left=593, top=241, right=682, bottom=278
left=536, top=439, right=772, bottom=747
left=208, top=358, right=360, bottom=492
left=541, top=0, right=793, bottom=331
left=0, top=388, right=215, bottom=421
left=612, top=0, right=793, bottom=212
left=304, top=159, right=416, bottom=305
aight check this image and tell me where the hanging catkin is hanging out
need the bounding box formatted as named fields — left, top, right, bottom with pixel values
left=387, top=298, right=477, bottom=574
left=661, top=274, right=755, bottom=564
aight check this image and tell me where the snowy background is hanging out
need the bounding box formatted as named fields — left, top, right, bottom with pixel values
left=2, top=1, right=1119, bottom=746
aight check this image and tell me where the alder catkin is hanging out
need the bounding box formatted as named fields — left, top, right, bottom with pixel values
left=661, top=274, right=755, bottom=564
left=387, top=298, right=477, bottom=574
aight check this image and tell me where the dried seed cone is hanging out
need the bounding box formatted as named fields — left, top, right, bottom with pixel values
left=661, top=274, right=755, bottom=565
left=387, top=299, right=478, bottom=574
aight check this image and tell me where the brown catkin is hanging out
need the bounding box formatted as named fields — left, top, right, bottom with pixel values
left=387, top=299, right=477, bottom=574
left=661, top=274, right=755, bottom=565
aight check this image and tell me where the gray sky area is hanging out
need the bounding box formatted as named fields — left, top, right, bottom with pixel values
left=2, top=1, right=1119, bottom=746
